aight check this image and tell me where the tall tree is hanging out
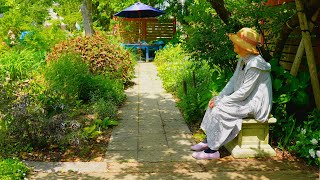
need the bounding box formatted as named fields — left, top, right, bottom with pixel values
left=81, top=0, right=94, bottom=36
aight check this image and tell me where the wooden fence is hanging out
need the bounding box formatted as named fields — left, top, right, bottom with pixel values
left=113, top=17, right=176, bottom=43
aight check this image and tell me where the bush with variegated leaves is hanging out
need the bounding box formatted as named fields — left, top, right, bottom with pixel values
left=46, top=32, right=135, bottom=83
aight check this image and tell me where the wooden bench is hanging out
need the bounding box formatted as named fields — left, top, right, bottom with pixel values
left=224, top=117, right=277, bottom=158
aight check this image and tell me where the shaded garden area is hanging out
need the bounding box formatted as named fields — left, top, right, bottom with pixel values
left=0, top=0, right=319, bottom=179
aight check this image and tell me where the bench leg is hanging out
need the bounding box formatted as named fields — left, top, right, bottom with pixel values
left=146, top=47, right=149, bottom=62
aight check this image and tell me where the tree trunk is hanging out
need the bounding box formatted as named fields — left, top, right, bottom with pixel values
left=273, top=14, right=300, bottom=59
left=81, top=0, right=94, bottom=36
left=207, top=0, right=242, bottom=31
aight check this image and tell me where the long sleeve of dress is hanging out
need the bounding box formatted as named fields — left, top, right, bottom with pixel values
left=220, top=67, right=261, bottom=104
left=213, top=61, right=241, bottom=104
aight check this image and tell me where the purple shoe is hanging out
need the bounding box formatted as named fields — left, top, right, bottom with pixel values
left=192, top=151, right=220, bottom=160
left=191, top=142, right=208, bottom=151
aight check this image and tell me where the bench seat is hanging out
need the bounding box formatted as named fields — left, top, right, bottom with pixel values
left=224, top=117, right=277, bottom=158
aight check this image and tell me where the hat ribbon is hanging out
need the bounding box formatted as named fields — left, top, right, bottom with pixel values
left=238, top=34, right=258, bottom=46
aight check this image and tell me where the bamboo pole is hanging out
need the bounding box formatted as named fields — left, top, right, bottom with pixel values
left=290, top=9, right=319, bottom=76
left=295, top=0, right=320, bottom=109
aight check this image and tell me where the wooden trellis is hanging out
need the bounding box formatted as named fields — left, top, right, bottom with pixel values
left=265, top=0, right=320, bottom=109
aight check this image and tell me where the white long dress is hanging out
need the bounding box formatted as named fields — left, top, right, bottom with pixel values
left=200, top=54, right=272, bottom=150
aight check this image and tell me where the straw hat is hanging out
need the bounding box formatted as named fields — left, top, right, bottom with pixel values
left=228, top=28, right=260, bottom=54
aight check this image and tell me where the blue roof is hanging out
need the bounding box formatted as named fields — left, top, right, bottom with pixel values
left=114, top=2, right=165, bottom=18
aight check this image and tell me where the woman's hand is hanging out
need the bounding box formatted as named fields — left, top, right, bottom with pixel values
left=208, top=99, right=215, bottom=109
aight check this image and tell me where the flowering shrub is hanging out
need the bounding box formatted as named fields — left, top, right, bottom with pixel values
left=289, top=109, right=320, bottom=165
left=4, top=30, right=18, bottom=47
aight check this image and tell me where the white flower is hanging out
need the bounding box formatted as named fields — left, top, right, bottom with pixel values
left=310, top=139, right=318, bottom=145
left=10, top=33, right=15, bottom=39
left=301, top=128, right=306, bottom=134
left=316, top=150, right=320, bottom=158
left=309, top=149, right=315, bottom=158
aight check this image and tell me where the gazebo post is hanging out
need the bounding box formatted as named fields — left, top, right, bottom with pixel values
left=290, top=9, right=319, bottom=77
left=295, top=0, right=320, bottom=109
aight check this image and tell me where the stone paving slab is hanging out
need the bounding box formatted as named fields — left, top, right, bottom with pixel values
left=25, top=161, right=107, bottom=173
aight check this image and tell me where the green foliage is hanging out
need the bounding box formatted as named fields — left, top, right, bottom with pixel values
left=154, top=44, right=230, bottom=123
left=0, top=51, right=126, bottom=154
left=270, top=58, right=312, bottom=142
left=0, top=158, right=29, bottom=180
left=0, top=49, right=44, bottom=81
left=154, top=44, right=193, bottom=92
left=289, top=110, right=320, bottom=165
left=20, top=25, right=69, bottom=52
left=81, top=74, right=126, bottom=104
left=93, top=98, right=117, bottom=119
left=95, top=117, right=119, bottom=130
left=0, top=0, right=52, bottom=39
left=182, top=0, right=236, bottom=71
left=44, top=53, right=89, bottom=102
left=269, top=57, right=318, bottom=165
left=0, top=0, right=132, bottom=161
left=83, top=124, right=102, bottom=139
left=46, top=32, right=135, bottom=83
left=54, top=1, right=82, bottom=32
left=176, top=62, right=213, bottom=123
left=82, top=117, right=118, bottom=139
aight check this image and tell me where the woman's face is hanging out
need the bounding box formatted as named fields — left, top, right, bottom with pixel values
left=233, top=43, right=249, bottom=57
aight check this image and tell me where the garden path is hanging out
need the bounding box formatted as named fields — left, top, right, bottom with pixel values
left=27, top=62, right=318, bottom=179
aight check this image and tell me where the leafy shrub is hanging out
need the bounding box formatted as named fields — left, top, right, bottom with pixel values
left=289, top=110, right=320, bottom=165
left=93, top=98, right=117, bottom=120
left=154, top=44, right=230, bottom=123
left=19, top=25, right=69, bottom=52
left=46, top=32, right=135, bottom=83
left=0, top=158, right=29, bottom=180
left=44, top=53, right=90, bottom=103
left=154, top=44, right=193, bottom=93
left=80, top=74, right=125, bottom=104
left=269, top=58, right=315, bottom=152
left=181, top=0, right=237, bottom=72
left=1, top=52, right=126, bottom=152
left=0, top=49, right=44, bottom=81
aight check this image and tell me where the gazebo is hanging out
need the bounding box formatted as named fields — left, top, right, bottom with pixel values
left=113, top=2, right=176, bottom=61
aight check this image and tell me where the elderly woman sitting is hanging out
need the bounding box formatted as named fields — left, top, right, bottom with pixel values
left=191, top=28, right=273, bottom=159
